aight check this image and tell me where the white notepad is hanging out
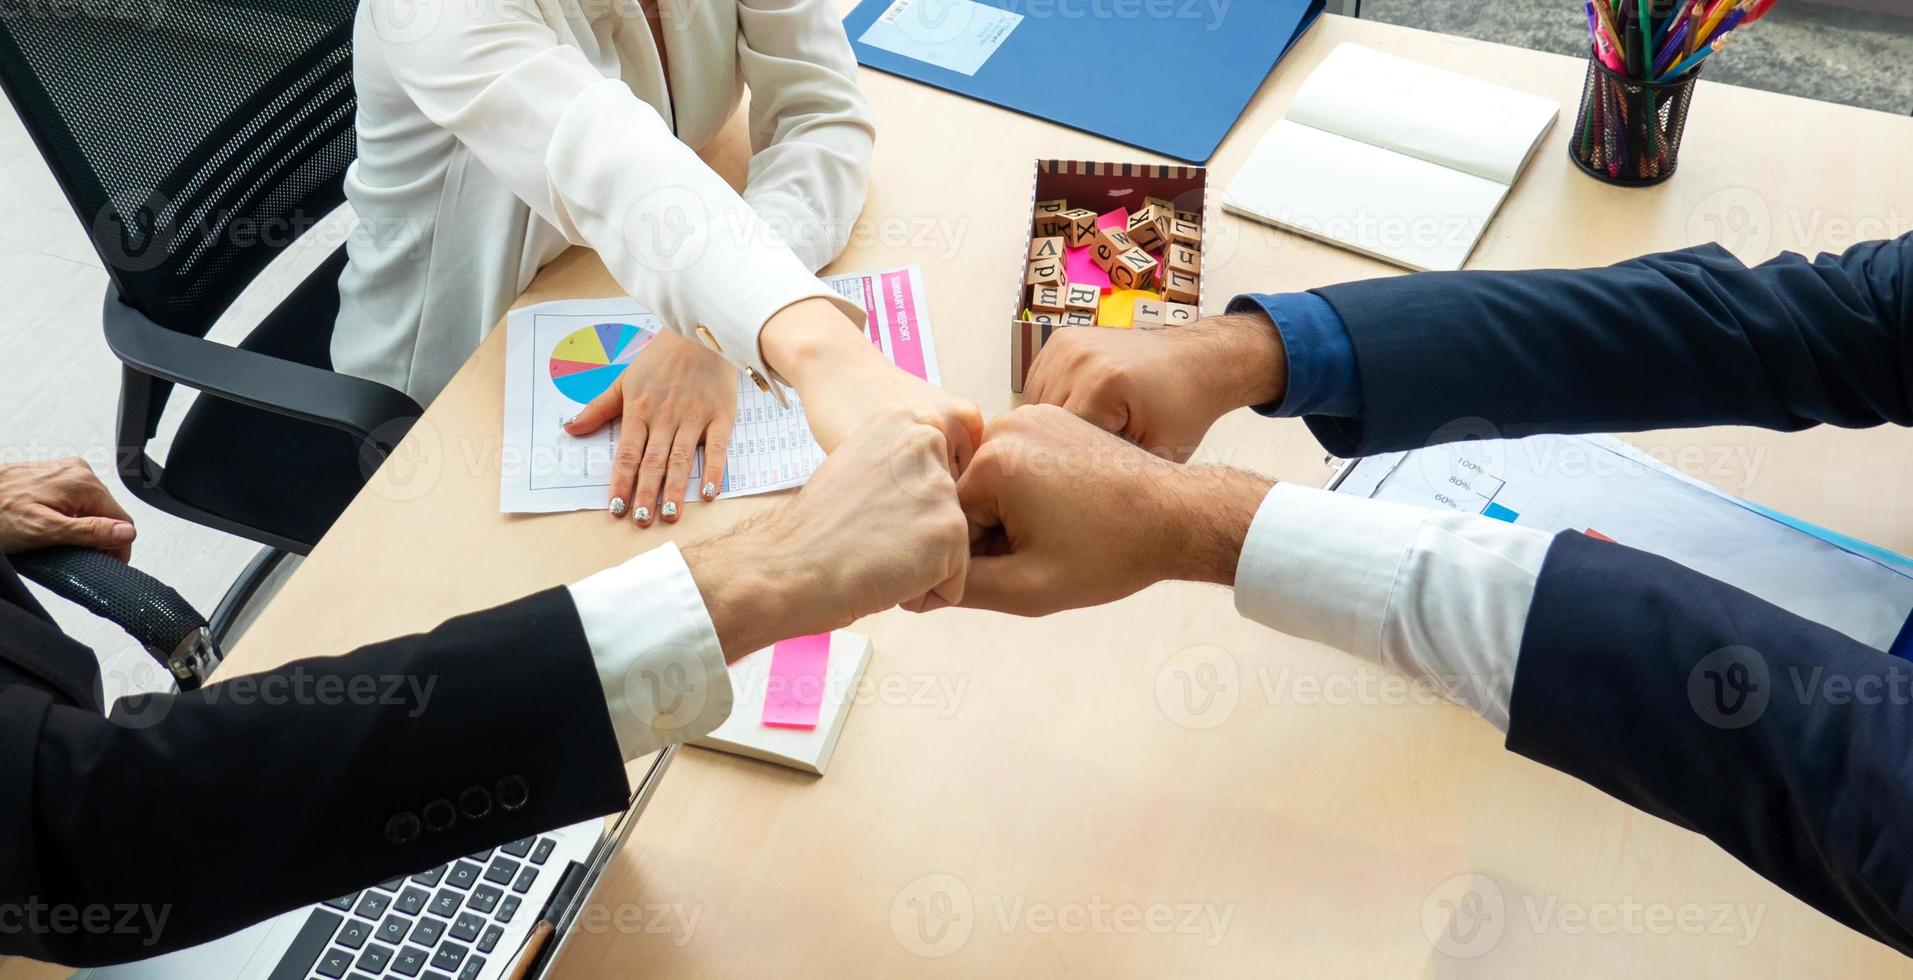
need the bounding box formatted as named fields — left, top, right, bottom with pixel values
left=692, top=631, right=872, bottom=776
left=1224, top=44, right=1559, bottom=272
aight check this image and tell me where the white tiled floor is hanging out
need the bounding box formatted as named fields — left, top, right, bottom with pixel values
left=1, top=100, right=346, bottom=703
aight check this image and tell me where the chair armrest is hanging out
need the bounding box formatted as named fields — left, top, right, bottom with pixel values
left=101, top=286, right=422, bottom=447
left=11, top=546, right=221, bottom=690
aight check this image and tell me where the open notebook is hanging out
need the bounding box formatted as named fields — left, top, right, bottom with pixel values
left=693, top=631, right=873, bottom=776
left=1224, top=44, right=1559, bottom=272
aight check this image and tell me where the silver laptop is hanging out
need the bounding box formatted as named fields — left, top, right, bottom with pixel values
left=74, top=748, right=674, bottom=980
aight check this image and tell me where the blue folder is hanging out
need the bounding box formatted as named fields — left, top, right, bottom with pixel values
left=844, top=0, right=1324, bottom=163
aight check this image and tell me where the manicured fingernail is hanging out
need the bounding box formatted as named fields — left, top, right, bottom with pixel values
left=110, top=523, right=136, bottom=543
left=661, top=501, right=677, bottom=519
left=634, top=506, right=651, bottom=523
left=559, top=415, right=576, bottom=429
left=609, top=497, right=626, bottom=517
left=701, top=482, right=717, bottom=499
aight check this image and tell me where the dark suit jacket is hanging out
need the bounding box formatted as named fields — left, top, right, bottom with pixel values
left=1310, top=234, right=1913, bottom=954
left=0, top=556, right=630, bottom=966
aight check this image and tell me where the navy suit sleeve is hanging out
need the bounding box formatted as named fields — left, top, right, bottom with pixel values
left=1306, top=234, right=1913, bottom=456
left=1227, top=291, right=1364, bottom=419
left=1508, top=532, right=1913, bottom=956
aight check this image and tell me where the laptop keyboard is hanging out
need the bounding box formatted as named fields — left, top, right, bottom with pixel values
left=274, top=835, right=558, bottom=980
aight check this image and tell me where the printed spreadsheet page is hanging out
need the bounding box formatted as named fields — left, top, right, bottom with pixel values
left=500, top=265, right=941, bottom=513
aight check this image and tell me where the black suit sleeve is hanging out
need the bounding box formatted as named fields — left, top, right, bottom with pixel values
left=1507, top=533, right=1913, bottom=956
left=1, top=588, right=631, bottom=966
left=1305, top=234, right=1913, bottom=456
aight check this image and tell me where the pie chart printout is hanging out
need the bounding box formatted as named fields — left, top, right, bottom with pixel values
left=549, top=322, right=656, bottom=404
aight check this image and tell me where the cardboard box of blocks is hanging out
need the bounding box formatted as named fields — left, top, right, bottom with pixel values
left=1011, top=159, right=1210, bottom=392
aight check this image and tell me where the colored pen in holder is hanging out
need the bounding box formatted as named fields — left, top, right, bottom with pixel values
left=1568, top=49, right=1702, bottom=187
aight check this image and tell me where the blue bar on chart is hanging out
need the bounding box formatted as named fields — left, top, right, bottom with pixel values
left=1483, top=502, right=1520, bottom=523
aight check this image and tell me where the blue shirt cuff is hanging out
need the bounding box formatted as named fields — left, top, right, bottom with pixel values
left=1227, top=291, right=1363, bottom=419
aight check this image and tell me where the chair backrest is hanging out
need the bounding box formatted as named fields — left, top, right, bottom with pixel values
left=0, top=0, right=357, bottom=336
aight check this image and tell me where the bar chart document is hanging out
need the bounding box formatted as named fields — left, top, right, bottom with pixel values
left=501, top=266, right=941, bottom=513
left=1333, top=434, right=1913, bottom=654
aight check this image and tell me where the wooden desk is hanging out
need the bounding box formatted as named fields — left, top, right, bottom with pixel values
left=16, top=12, right=1911, bottom=980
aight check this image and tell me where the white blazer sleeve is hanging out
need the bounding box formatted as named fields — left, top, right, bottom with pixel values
left=569, top=543, right=733, bottom=759
left=1233, top=483, right=1554, bottom=732
left=736, top=0, right=877, bottom=273
left=369, top=2, right=866, bottom=384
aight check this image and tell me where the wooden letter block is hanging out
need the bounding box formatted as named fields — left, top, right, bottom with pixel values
left=1163, top=302, right=1198, bottom=326
left=1035, top=199, right=1068, bottom=219
left=1167, top=242, right=1201, bottom=277
left=1062, top=310, right=1096, bottom=327
left=1092, top=227, right=1137, bottom=271
left=1108, top=248, right=1158, bottom=291
left=1061, top=208, right=1099, bottom=248
left=1034, top=210, right=1071, bottom=240
left=1132, top=299, right=1166, bottom=327
left=1063, top=283, right=1100, bottom=315
left=1031, top=284, right=1066, bottom=313
left=1161, top=268, right=1198, bottom=305
left=1144, top=195, right=1175, bottom=215
left=1025, top=257, right=1065, bottom=287
left=1174, top=209, right=1201, bottom=227
left=1169, top=218, right=1202, bottom=247
left=1152, top=209, right=1173, bottom=248
left=1029, top=236, right=1064, bottom=261
left=1029, top=310, right=1060, bottom=327
left=1125, top=206, right=1164, bottom=251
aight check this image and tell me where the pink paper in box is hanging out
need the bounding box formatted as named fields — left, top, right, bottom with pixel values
left=1064, top=245, right=1111, bottom=291
left=762, top=632, right=831, bottom=729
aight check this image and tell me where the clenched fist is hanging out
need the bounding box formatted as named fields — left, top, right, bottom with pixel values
left=683, top=416, right=972, bottom=658
left=1023, top=314, right=1286, bottom=462
left=955, top=406, right=1272, bottom=617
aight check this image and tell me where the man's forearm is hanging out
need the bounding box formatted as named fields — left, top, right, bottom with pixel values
left=1220, top=292, right=1362, bottom=419
left=1166, top=313, right=1288, bottom=415
left=1161, top=466, right=1277, bottom=588
left=1306, top=236, right=1913, bottom=456
left=1508, top=531, right=1913, bottom=955
left=1231, top=484, right=1551, bottom=731
left=682, top=520, right=814, bottom=663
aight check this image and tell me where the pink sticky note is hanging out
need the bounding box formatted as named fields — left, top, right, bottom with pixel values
left=762, top=633, right=831, bottom=729
left=1096, top=208, right=1129, bottom=231
left=1064, top=244, right=1112, bottom=291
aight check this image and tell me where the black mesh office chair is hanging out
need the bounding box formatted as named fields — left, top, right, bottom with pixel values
left=0, top=0, right=422, bottom=639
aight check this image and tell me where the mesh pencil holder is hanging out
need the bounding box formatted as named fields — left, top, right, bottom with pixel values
left=1568, top=51, right=1702, bottom=187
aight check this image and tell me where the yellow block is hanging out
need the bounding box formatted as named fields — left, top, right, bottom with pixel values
left=1097, top=289, right=1162, bottom=329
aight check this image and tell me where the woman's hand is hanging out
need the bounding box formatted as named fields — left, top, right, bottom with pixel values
left=564, top=329, right=738, bottom=526
left=0, top=458, right=138, bottom=561
left=761, top=299, right=984, bottom=475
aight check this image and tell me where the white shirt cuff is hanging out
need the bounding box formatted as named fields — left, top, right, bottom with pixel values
left=664, top=204, right=869, bottom=389
left=1234, top=483, right=1553, bottom=731
left=568, top=542, right=734, bottom=759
